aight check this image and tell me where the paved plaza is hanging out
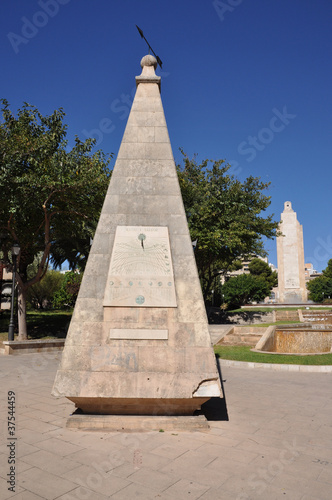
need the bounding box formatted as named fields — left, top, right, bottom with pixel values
left=0, top=352, right=331, bottom=499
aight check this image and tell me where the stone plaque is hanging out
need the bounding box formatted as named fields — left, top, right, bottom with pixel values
left=109, top=329, right=168, bottom=340
left=103, top=226, right=177, bottom=307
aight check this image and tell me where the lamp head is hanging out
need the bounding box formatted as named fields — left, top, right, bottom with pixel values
left=12, top=242, right=20, bottom=256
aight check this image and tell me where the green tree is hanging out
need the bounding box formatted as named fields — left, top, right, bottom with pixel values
left=249, top=257, right=278, bottom=290
left=0, top=100, right=111, bottom=339
left=322, top=259, right=332, bottom=279
left=52, top=271, right=82, bottom=309
left=222, top=274, right=271, bottom=309
left=27, top=268, right=64, bottom=309
left=307, top=260, right=332, bottom=303
left=177, top=152, right=279, bottom=300
left=307, top=276, right=332, bottom=303
left=307, top=259, right=332, bottom=303
left=49, top=219, right=94, bottom=272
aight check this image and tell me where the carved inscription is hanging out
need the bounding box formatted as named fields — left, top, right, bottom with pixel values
left=285, top=277, right=300, bottom=289
left=103, top=226, right=177, bottom=307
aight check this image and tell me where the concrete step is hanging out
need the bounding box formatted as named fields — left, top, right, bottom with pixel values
left=301, top=311, right=332, bottom=323
left=209, top=325, right=234, bottom=345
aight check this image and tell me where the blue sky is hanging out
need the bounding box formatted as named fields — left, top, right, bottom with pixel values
left=1, top=0, right=331, bottom=270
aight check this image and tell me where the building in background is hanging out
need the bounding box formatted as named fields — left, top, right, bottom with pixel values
left=304, top=263, right=322, bottom=281
left=0, top=262, right=12, bottom=310
left=222, top=256, right=270, bottom=282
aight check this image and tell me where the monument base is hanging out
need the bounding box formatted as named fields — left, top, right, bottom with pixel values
left=281, top=291, right=306, bottom=304
left=66, top=414, right=209, bottom=431
left=68, top=397, right=209, bottom=416
left=66, top=414, right=210, bottom=432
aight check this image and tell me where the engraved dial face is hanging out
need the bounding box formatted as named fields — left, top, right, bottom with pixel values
left=103, top=226, right=177, bottom=307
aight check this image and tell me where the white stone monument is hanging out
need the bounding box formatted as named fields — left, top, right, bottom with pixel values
left=276, top=201, right=307, bottom=303
left=52, top=55, right=222, bottom=426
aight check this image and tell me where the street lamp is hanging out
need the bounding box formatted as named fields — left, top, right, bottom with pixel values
left=8, top=243, right=20, bottom=342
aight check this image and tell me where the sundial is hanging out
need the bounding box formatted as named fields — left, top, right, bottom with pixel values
left=136, top=25, right=163, bottom=69
left=103, top=226, right=177, bottom=307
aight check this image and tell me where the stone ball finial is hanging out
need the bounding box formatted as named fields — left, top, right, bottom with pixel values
left=136, top=54, right=161, bottom=89
left=140, top=54, right=158, bottom=70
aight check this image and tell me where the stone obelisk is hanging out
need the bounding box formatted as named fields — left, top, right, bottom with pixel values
left=277, top=201, right=307, bottom=303
left=52, top=55, right=221, bottom=420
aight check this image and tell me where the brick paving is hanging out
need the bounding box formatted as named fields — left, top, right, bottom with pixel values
left=0, top=352, right=331, bottom=499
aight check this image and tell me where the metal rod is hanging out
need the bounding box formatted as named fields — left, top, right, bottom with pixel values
left=8, top=255, right=16, bottom=341
left=136, top=25, right=163, bottom=69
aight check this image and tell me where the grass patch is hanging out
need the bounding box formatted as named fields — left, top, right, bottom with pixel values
left=0, top=310, right=72, bottom=342
left=214, top=345, right=332, bottom=365
left=231, top=307, right=332, bottom=313
left=229, top=307, right=298, bottom=313
left=242, top=321, right=302, bottom=328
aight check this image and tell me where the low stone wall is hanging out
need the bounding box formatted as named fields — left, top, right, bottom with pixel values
left=274, top=310, right=299, bottom=322
left=274, top=329, right=332, bottom=354
left=228, top=312, right=275, bottom=325
left=2, top=339, right=65, bottom=355
left=254, top=326, right=332, bottom=354
left=233, top=326, right=265, bottom=334
left=208, top=308, right=274, bottom=325
left=254, top=326, right=276, bottom=351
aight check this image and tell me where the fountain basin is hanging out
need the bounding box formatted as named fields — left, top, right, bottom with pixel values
left=253, top=325, right=332, bottom=355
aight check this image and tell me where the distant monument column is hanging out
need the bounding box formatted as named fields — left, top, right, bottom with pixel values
left=52, top=55, right=221, bottom=425
left=277, top=201, right=307, bottom=303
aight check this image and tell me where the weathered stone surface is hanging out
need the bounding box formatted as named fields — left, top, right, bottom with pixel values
left=64, top=322, right=104, bottom=346
left=54, top=370, right=216, bottom=401
left=52, top=55, right=221, bottom=417
left=109, top=329, right=168, bottom=340
left=90, top=345, right=139, bottom=371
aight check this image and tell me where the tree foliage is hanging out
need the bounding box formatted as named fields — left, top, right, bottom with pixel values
left=248, top=257, right=278, bottom=289
left=27, top=268, right=64, bottom=310
left=52, top=271, right=82, bottom=309
left=177, top=152, right=280, bottom=300
left=49, top=219, right=94, bottom=272
left=322, top=259, right=332, bottom=279
left=0, top=100, right=111, bottom=338
left=221, top=273, right=271, bottom=310
left=307, top=276, right=332, bottom=303
left=307, top=260, right=332, bottom=302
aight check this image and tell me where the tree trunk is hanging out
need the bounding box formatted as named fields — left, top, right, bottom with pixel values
left=17, top=286, right=28, bottom=340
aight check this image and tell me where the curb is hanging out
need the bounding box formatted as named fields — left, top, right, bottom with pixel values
left=1, top=339, right=65, bottom=355
left=218, top=359, right=332, bottom=373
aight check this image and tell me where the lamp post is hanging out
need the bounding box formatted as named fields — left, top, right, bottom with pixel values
left=8, top=243, right=20, bottom=342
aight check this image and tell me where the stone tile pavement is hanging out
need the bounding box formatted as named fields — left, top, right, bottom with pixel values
left=0, top=352, right=331, bottom=499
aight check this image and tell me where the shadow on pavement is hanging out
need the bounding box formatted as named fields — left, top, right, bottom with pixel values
left=196, top=355, right=229, bottom=421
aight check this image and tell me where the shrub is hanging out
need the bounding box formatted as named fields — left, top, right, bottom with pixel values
left=52, top=271, right=82, bottom=309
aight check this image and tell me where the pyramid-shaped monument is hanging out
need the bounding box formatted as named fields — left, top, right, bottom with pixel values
left=52, top=55, right=221, bottom=417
